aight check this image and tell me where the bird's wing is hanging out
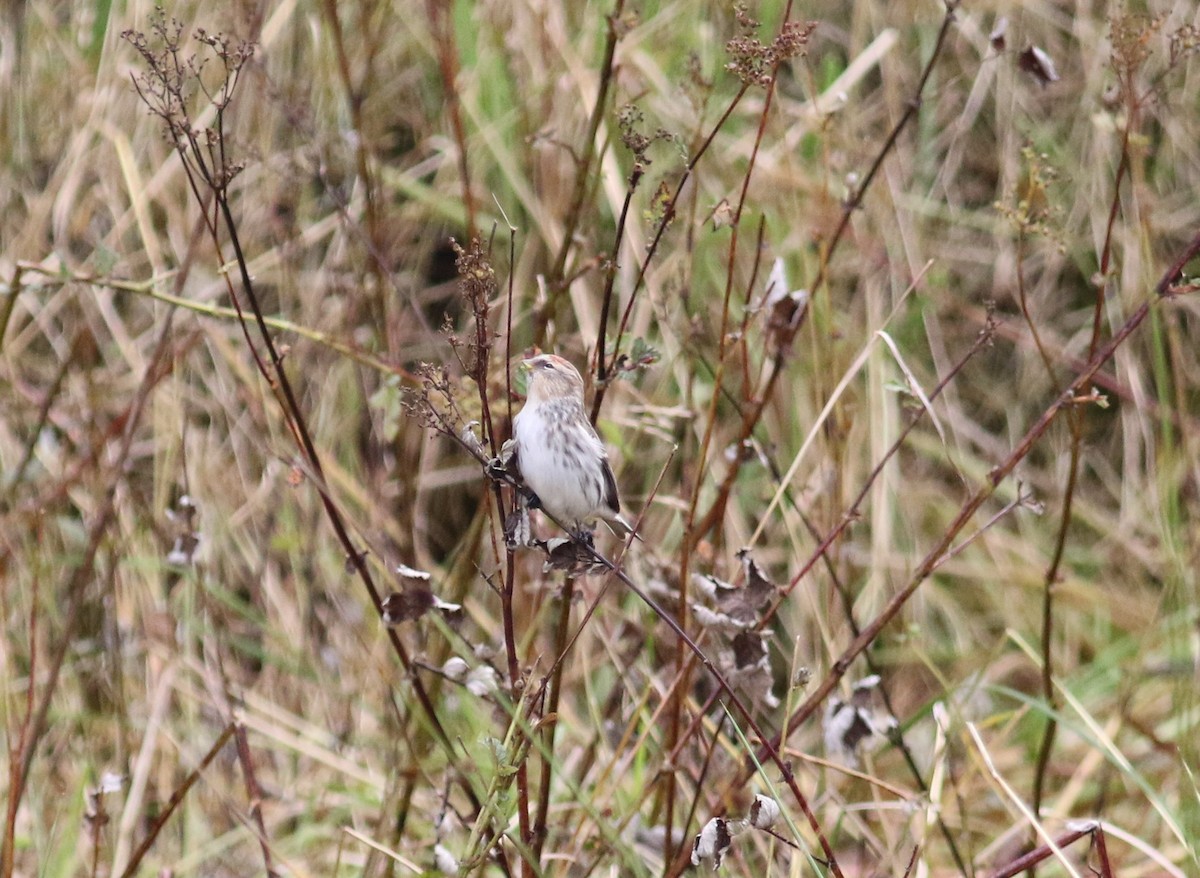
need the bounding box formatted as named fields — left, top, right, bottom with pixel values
left=509, top=442, right=522, bottom=481
left=601, top=456, right=621, bottom=515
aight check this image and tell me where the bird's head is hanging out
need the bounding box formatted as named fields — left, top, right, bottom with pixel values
left=522, top=354, right=585, bottom=404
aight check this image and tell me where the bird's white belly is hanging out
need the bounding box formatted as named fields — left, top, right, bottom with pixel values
left=514, top=411, right=604, bottom=525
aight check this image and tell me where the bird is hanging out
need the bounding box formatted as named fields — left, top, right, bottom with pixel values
left=511, top=354, right=633, bottom=537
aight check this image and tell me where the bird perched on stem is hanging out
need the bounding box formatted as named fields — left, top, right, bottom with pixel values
left=511, top=354, right=632, bottom=538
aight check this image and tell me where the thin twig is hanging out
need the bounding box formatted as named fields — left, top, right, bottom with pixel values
left=117, top=724, right=238, bottom=878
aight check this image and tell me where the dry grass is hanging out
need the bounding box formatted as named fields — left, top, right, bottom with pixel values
left=2, top=1, right=1199, bottom=876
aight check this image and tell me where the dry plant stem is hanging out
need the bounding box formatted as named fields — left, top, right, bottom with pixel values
left=811, top=1, right=959, bottom=300
left=9, top=264, right=414, bottom=378
left=0, top=330, right=79, bottom=507
left=320, top=0, right=390, bottom=337
left=664, top=3, right=793, bottom=851
left=932, top=493, right=1025, bottom=571
left=127, top=32, right=481, bottom=819
left=467, top=445, right=840, bottom=872
left=233, top=723, right=277, bottom=876
left=786, top=496, right=963, bottom=864
left=1013, top=231, right=1066, bottom=826
left=688, top=1, right=961, bottom=552
left=1015, top=232, right=1056, bottom=377
left=1, top=539, right=40, bottom=878
left=0, top=264, right=20, bottom=344
left=738, top=226, right=1200, bottom=790
left=203, top=640, right=278, bottom=876
left=738, top=216, right=770, bottom=385
left=117, top=723, right=238, bottom=878
left=0, top=322, right=176, bottom=873
left=500, top=545, right=535, bottom=875
left=545, top=0, right=625, bottom=293
left=687, top=237, right=789, bottom=543
left=89, top=793, right=103, bottom=878
left=579, top=548, right=845, bottom=878
left=665, top=320, right=993, bottom=875
left=531, top=576, right=576, bottom=861
left=477, top=425, right=534, bottom=868
left=426, top=0, right=477, bottom=240
left=686, top=11, right=960, bottom=549
left=523, top=449, right=674, bottom=717
left=1031, top=111, right=1134, bottom=827
left=592, top=169, right=641, bottom=394
left=592, top=85, right=750, bottom=422
left=463, top=243, right=535, bottom=875
left=662, top=717, right=728, bottom=877
left=529, top=445, right=674, bottom=864
left=990, top=823, right=1113, bottom=878
left=716, top=3, right=790, bottom=361
left=214, top=195, right=467, bottom=783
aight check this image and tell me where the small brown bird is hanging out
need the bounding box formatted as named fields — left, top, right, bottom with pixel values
left=512, top=354, right=632, bottom=536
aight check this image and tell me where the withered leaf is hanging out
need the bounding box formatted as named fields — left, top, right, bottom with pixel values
left=382, top=576, right=462, bottom=626
left=735, top=547, right=778, bottom=610
left=1018, top=45, right=1059, bottom=86
left=541, top=537, right=607, bottom=577
left=989, top=17, right=1008, bottom=51
left=691, top=816, right=733, bottom=869
left=747, top=794, right=780, bottom=830
left=731, top=630, right=767, bottom=669
left=505, top=505, right=531, bottom=549
left=382, top=589, right=432, bottom=624
left=823, top=674, right=898, bottom=766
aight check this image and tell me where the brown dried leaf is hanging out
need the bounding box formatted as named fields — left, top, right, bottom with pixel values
left=383, top=565, right=462, bottom=626
left=989, top=17, right=1008, bottom=52
left=691, top=817, right=733, bottom=869
left=1018, top=45, right=1060, bottom=86
left=823, top=674, right=898, bottom=766
left=735, top=547, right=778, bottom=610
left=541, top=537, right=607, bottom=578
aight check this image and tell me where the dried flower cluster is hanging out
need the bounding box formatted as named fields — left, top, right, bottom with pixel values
left=725, top=7, right=817, bottom=87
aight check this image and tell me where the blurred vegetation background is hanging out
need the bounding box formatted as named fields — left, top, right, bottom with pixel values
left=2, top=0, right=1198, bottom=875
